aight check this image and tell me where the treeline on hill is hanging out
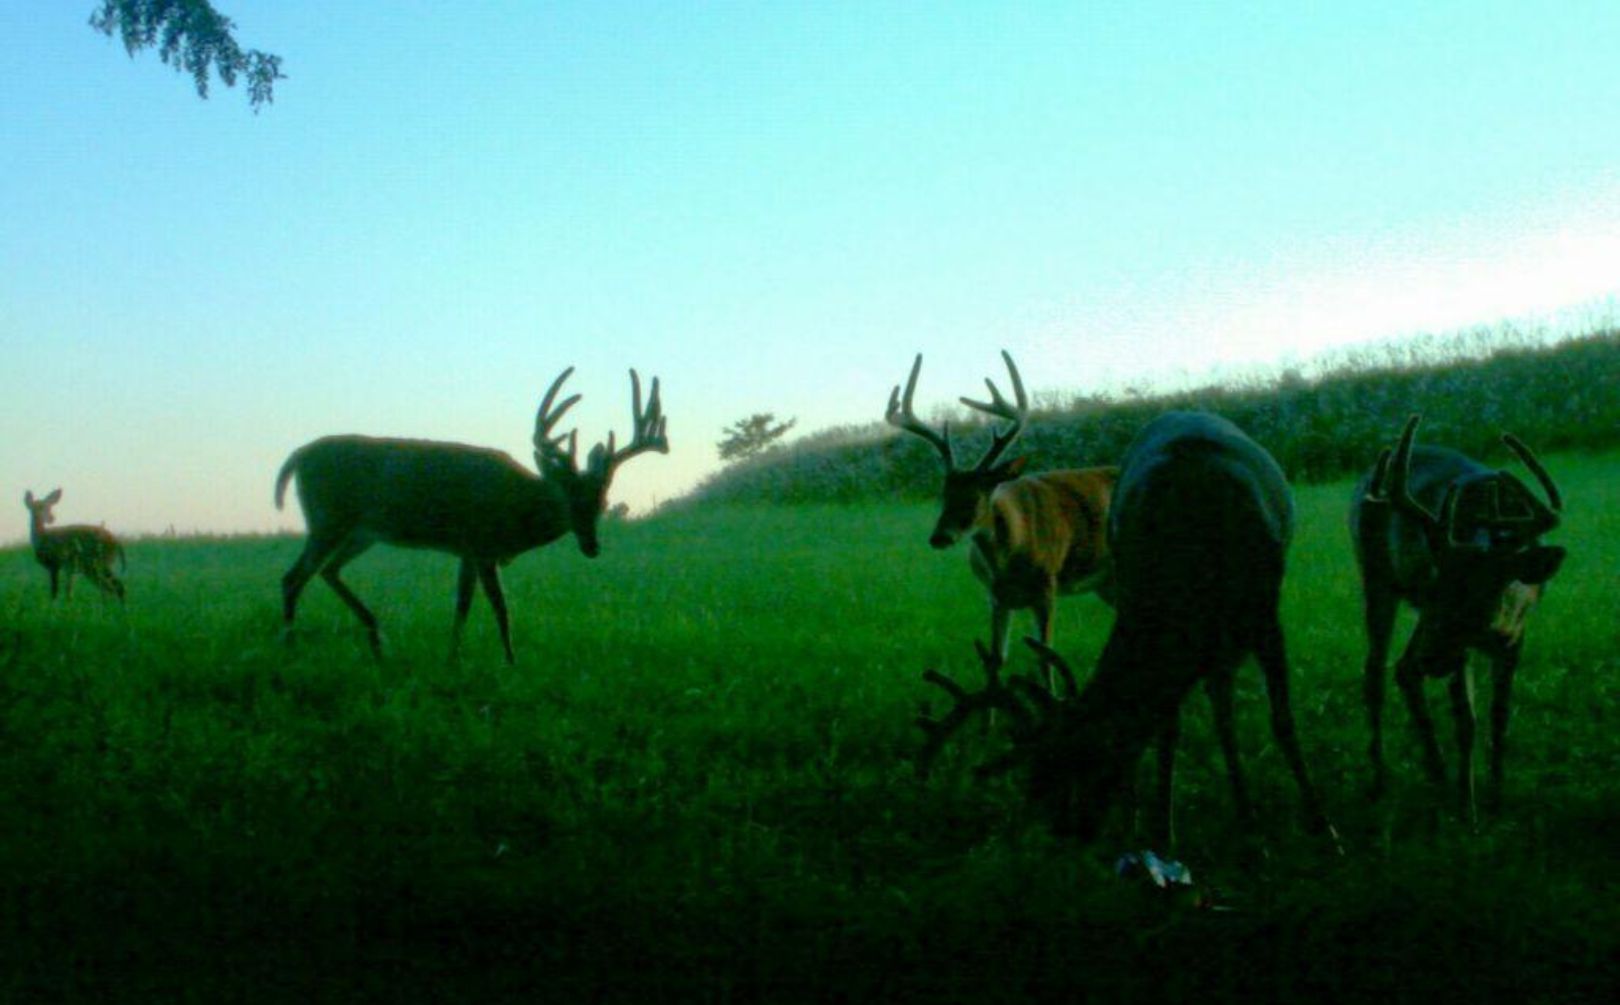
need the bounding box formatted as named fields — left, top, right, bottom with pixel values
left=679, top=328, right=1619, bottom=507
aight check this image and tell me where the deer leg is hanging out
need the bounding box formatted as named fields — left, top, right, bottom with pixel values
left=1448, top=664, right=1478, bottom=826
left=450, top=559, right=478, bottom=658
left=96, top=563, right=125, bottom=603
left=1153, top=715, right=1181, bottom=850
left=1395, top=625, right=1447, bottom=789
left=1255, top=619, right=1332, bottom=836
left=1486, top=647, right=1519, bottom=816
left=90, top=563, right=122, bottom=603
left=319, top=538, right=380, bottom=659
left=987, top=602, right=1012, bottom=675
left=1032, top=587, right=1057, bottom=694
left=476, top=563, right=514, bottom=665
left=978, top=602, right=1012, bottom=734
left=48, top=567, right=60, bottom=600
left=1205, top=669, right=1253, bottom=824
left=282, top=530, right=348, bottom=633
left=1361, top=587, right=1398, bottom=799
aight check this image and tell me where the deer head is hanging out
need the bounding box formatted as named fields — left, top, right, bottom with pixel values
left=23, top=488, right=63, bottom=528
left=533, top=367, right=669, bottom=558
left=1367, top=414, right=1565, bottom=655
left=886, top=351, right=1031, bottom=549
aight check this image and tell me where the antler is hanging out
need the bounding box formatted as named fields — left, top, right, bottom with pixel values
left=885, top=354, right=956, bottom=467
left=1366, top=414, right=1455, bottom=550
left=962, top=638, right=1081, bottom=781
left=1369, top=415, right=1564, bottom=552
left=958, top=350, right=1029, bottom=472
left=1500, top=433, right=1562, bottom=533
left=914, top=639, right=1033, bottom=779
left=591, top=369, right=669, bottom=478
left=534, top=367, right=583, bottom=475
left=1021, top=637, right=1081, bottom=700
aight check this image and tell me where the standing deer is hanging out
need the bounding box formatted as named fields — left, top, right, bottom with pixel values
left=920, top=412, right=1334, bottom=847
left=275, top=367, right=668, bottom=664
left=23, top=489, right=127, bottom=603
left=1351, top=414, right=1564, bottom=821
left=886, top=352, right=1117, bottom=685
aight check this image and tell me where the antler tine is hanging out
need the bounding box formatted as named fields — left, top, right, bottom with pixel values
left=914, top=639, right=1031, bottom=779
left=1022, top=636, right=1079, bottom=699
left=534, top=367, right=583, bottom=471
left=959, top=350, right=1029, bottom=419
left=606, top=369, right=671, bottom=473
left=1364, top=447, right=1393, bottom=501
left=959, top=350, right=1029, bottom=472
left=1501, top=433, right=1563, bottom=525
left=885, top=353, right=956, bottom=466
left=1383, top=414, right=1444, bottom=536
left=1437, top=483, right=1468, bottom=547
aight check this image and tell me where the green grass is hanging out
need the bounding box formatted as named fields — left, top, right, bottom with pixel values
left=3, top=450, right=1618, bottom=1002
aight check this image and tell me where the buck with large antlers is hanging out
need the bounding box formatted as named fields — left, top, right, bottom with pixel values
left=1350, top=414, right=1564, bottom=821
left=887, top=352, right=1117, bottom=685
left=919, top=412, right=1334, bottom=847
left=23, top=489, right=127, bottom=603
left=275, top=367, right=668, bottom=663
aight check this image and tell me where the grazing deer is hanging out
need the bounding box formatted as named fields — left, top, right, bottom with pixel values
left=1351, top=415, right=1564, bottom=820
left=23, top=489, right=127, bottom=603
left=275, top=367, right=668, bottom=664
left=886, top=352, right=1117, bottom=685
left=919, top=412, right=1334, bottom=847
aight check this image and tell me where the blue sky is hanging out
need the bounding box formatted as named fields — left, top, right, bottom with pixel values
left=4, top=1, right=1619, bottom=540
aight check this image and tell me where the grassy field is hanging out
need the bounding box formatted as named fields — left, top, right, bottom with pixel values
left=3, top=450, right=1618, bottom=1002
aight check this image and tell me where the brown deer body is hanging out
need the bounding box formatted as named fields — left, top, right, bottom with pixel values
left=276, top=367, right=667, bottom=663
left=920, top=412, right=1333, bottom=847
left=1350, top=415, right=1564, bottom=820
left=24, top=489, right=126, bottom=603
left=887, top=352, right=1116, bottom=678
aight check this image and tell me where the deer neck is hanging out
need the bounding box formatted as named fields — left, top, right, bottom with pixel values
left=27, top=512, right=49, bottom=551
left=1086, top=619, right=1201, bottom=747
left=528, top=475, right=577, bottom=547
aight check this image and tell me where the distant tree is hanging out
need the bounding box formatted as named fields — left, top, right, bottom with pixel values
left=89, top=0, right=284, bottom=110
left=717, top=413, right=797, bottom=463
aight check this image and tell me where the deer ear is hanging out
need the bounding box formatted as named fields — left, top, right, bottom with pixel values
left=1003, top=456, right=1030, bottom=479
left=45, top=488, right=62, bottom=505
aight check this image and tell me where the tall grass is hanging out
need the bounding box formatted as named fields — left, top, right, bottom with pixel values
left=683, top=327, right=1620, bottom=507
left=2, top=449, right=1617, bottom=1000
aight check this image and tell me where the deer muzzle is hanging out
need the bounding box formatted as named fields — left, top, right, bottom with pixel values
left=1489, top=581, right=1541, bottom=648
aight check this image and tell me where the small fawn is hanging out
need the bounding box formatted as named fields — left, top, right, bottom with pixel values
left=24, top=489, right=127, bottom=603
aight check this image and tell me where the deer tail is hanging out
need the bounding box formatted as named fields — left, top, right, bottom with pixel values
left=274, top=447, right=305, bottom=511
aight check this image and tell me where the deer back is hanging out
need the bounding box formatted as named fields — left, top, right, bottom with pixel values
left=280, top=435, right=567, bottom=560
left=35, top=524, right=123, bottom=572
left=981, top=468, right=1116, bottom=591
left=1108, top=411, right=1291, bottom=639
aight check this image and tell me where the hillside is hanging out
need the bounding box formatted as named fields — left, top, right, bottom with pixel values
left=679, top=328, right=1619, bottom=507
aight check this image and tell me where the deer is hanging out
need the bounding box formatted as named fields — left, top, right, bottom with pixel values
left=23, top=489, right=127, bottom=603
left=886, top=351, right=1117, bottom=691
left=1350, top=414, right=1564, bottom=822
left=275, top=366, right=668, bottom=664
left=918, top=412, right=1335, bottom=849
